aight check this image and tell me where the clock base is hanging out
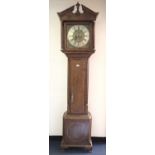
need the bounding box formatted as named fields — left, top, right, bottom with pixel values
left=61, top=112, right=92, bottom=151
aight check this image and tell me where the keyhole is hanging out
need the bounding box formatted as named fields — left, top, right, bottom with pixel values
left=76, top=64, right=80, bottom=67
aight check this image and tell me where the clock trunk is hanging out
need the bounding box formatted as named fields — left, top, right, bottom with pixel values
left=68, top=58, right=88, bottom=114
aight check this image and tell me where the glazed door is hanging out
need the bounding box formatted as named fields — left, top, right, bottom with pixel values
left=68, top=58, right=88, bottom=114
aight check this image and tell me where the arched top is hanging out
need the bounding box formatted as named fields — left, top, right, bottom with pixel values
left=58, top=2, right=98, bottom=22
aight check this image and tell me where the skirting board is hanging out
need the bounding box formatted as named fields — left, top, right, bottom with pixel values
left=49, top=136, right=106, bottom=143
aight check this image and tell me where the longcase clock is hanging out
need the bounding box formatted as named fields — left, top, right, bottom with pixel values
left=58, top=2, right=98, bottom=151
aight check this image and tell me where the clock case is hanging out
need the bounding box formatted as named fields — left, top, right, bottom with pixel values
left=58, top=3, right=98, bottom=151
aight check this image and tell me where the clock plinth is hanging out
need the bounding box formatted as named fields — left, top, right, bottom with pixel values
left=58, top=2, right=98, bottom=150
left=61, top=112, right=92, bottom=151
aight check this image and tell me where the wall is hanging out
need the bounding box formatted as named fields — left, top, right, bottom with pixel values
left=49, top=0, right=106, bottom=137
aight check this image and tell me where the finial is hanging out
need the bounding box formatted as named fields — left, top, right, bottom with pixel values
left=72, top=2, right=84, bottom=14
left=76, top=2, right=80, bottom=6
left=76, top=2, right=80, bottom=13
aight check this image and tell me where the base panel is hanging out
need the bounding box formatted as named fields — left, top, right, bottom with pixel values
left=61, top=112, right=92, bottom=150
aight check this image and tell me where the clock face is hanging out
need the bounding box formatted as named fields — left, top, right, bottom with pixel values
left=67, top=25, right=90, bottom=48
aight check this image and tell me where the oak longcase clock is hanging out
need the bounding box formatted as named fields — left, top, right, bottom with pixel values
left=58, top=2, right=98, bottom=151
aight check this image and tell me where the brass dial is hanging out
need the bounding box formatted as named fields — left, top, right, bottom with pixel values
left=67, top=25, right=90, bottom=48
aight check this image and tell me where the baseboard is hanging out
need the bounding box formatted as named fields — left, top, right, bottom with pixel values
left=92, top=137, right=106, bottom=143
left=49, top=136, right=62, bottom=141
left=49, top=136, right=106, bottom=143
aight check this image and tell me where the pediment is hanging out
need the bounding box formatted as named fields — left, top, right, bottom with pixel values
left=58, top=2, right=98, bottom=21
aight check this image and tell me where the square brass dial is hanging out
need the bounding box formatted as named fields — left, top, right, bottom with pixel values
left=64, top=22, right=93, bottom=50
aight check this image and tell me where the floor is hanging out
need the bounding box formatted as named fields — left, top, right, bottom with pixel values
left=49, top=138, right=106, bottom=155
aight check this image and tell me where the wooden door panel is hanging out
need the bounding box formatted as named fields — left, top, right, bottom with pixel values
left=69, top=58, right=87, bottom=114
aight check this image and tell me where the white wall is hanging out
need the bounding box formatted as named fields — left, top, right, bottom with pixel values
left=49, top=0, right=106, bottom=137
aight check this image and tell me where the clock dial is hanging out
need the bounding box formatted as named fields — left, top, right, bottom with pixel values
left=67, top=25, right=90, bottom=48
